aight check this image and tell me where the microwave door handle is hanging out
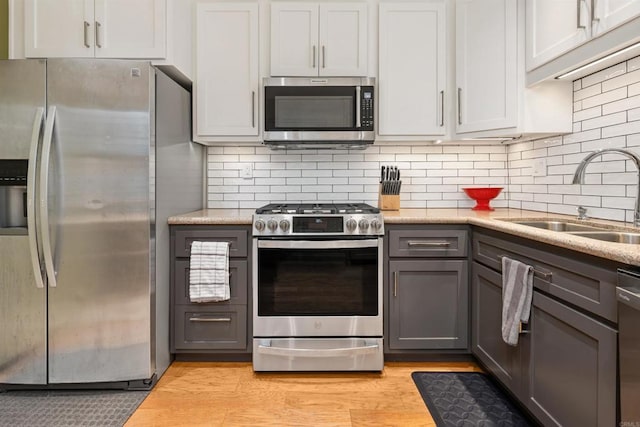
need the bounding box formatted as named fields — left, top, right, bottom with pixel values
left=356, top=86, right=361, bottom=128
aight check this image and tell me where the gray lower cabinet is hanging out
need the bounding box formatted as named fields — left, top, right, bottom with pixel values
left=471, top=262, right=523, bottom=396
left=170, top=225, right=251, bottom=355
left=472, top=229, right=619, bottom=426
left=386, top=225, right=469, bottom=352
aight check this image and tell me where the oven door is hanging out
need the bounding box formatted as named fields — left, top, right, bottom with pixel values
left=253, top=238, right=383, bottom=337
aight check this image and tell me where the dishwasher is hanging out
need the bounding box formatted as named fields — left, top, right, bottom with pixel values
left=618, top=269, right=640, bottom=425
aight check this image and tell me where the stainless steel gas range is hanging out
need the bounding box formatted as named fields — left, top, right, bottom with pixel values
left=252, top=203, right=384, bottom=371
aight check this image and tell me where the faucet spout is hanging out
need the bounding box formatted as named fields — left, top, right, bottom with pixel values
left=572, top=148, right=640, bottom=227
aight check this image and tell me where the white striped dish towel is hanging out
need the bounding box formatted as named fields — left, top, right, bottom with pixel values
left=189, top=241, right=230, bottom=303
left=501, top=256, right=533, bottom=346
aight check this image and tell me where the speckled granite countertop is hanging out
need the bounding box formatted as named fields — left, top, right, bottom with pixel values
left=169, top=208, right=640, bottom=266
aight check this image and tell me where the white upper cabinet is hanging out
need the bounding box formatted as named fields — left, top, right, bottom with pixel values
left=455, top=0, right=517, bottom=134
left=194, top=2, right=259, bottom=140
left=526, top=0, right=640, bottom=73
left=455, top=0, right=573, bottom=139
left=24, top=0, right=166, bottom=58
left=592, top=0, right=640, bottom=36
left=526, top=0, right=591, bottom=71
left=270, top=2, right=368, bottom=76
left=378, top=1, right=447, bottom=138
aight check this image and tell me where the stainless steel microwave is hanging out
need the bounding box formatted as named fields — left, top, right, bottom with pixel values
left=263, top=77, right=375, bottom=150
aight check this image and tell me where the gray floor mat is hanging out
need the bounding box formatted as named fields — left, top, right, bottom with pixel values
left=0, top=390, right=148, bottom=427
left=412, top=372, right=534, bottom=426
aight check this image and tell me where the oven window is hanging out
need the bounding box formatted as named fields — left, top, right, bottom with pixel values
left=258, top=246, right=378, bottom=316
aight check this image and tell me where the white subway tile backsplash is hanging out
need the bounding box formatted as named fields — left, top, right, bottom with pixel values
left=574, top=83, right=602, bottom=101
left=582, top=62, right=626, bottom=88
left=628, top=107, right=640, bottom=122
left=602, top=68, right=640, bottom=92
left=582, top=87, right=627, bottom=109
left=602, top=94, right=640, bottom=115
left=602, top=120, right=640, bottom=138
left=581, top=111, right=627, bottom=131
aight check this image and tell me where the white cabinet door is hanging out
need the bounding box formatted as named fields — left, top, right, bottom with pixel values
left=526, top=0, right=591, bottom=71
left=94, top=0, right=166, bottom=58
left=319, top=3, right=367, bottom=76
left=270, top=2, right=318, bottom=76
left=195, top=3, right=259, bottom=137
left=270, top=2, right=367, bottom=77
left=24, top=0, right=95, bottom=58
left=378, top=2, right=446, bottom=136
left=593, top=0, right=640, bottom=36
left=24, top=0, right=166, bottom=59
left=455, top=0, right=517, bottom=134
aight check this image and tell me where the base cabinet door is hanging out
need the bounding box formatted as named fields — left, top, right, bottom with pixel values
left=471, top=262, right=523, bottom=396
left=388, top=259, right=468, bottom=349
left=523, top=291, right=617, bottom=427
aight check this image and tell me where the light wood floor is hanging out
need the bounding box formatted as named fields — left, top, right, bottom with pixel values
left=125, top=361, right=482, bottom=427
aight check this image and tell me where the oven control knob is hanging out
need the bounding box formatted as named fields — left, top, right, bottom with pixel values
left=254, top=219, right=266, bottom=232
left=267, top=219, right=278, bottom=232
left=279, top=219, right=290, bottom=232
left=370, top=219, right=382, bottom=231
left=346, top=218, right=357, bottom=232
left=358, top=219, right=370, bottom=230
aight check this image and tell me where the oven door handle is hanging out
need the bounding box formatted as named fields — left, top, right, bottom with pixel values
left=257, top=342, right=380, bottom=358
left=257, top=239, right=379, bottom=249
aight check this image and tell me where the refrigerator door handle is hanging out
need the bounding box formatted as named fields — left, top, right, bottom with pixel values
left=27, top=107, right=45, bottom=289
left=40, top=106, right=57, bottom=288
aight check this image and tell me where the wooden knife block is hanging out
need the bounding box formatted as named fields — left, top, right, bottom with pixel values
left=378, top=184, right=400, bottom=211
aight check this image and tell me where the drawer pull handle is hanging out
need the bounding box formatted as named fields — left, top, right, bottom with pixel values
left=497, top=255, right=553, bottom=280
left=407, top=240, right=451, bottom=247
left=190, top=317, right=232, bottom=323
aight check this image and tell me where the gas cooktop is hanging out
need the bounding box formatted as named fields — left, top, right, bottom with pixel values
left=253, top=203, right=383, bottom=237
left=255, top=203, right=380, bottom=215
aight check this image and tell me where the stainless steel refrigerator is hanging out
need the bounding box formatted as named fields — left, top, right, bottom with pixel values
left=0, top=59, right=203, bottom=389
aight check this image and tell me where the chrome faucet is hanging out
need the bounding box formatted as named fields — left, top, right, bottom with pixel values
left=572, top=148, right=640, bottom=227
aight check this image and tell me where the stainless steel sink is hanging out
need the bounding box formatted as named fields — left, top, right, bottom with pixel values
left=511, top=221, right=604, bottom=232
left=503, top=219, right=640, bottom=244
left=567, top=232, right=640, bottom=245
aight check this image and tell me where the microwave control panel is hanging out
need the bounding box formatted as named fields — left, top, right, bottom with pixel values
left=361, top=87, right=374, bottom=130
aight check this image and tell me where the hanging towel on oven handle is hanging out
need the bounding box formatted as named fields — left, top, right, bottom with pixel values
left=189, top=241, right=230, bottom=303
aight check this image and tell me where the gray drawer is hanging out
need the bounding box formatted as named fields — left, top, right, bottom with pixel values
left=388, top=228, right=468, bottom=258
left=173, top=227, right=248, bottom=258
left=173, top=305, right=247, bottom=351
left=473, top=230, right=618, bottom=322
left=174, top=259, right=248, bottom=305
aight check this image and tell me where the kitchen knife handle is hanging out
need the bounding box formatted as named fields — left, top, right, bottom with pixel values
left=27, top=108, right=45, bottom=289
left=95, top=21, right=102, bottom=48
left=84, top=21, right=91, bottom=48
left=41, top=106, right=58, bottom=288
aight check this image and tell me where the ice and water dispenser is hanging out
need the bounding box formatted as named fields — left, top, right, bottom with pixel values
left=0, top=160, right=28, bottom=229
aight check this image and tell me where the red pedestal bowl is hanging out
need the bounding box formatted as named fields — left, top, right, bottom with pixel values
left=462, top=187, right=503, bottom=211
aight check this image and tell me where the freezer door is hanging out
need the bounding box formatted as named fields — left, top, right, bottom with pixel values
left=44, top=59, right=154, bottom=383
left=0, top=59, right=47, bottom=385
